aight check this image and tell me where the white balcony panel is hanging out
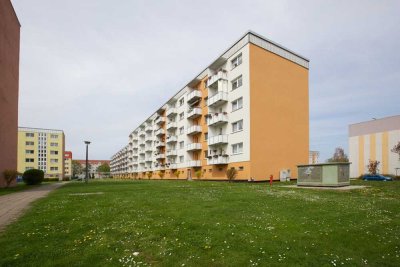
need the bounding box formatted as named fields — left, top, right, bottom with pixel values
left=207, top=156, right=229, bottom=165
left=187, top=125, right=202, bottom=135
left=206, top=70, right=227, bottom=88
left=187, top=160, right=201, bottom=167
left=208, top=134, right=228, bottom=146
left=186, top=143, right=202, bottom=151
left=207, top=113, right=228, bottom=126
left=187, top=108, right=202, bottom=119
left=207, top=92, right=228, bottom=107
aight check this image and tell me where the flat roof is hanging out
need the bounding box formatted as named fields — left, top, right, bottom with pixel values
left=349, top=115, right=400, bottom=137
left=18, top=126, right=64, bottom=133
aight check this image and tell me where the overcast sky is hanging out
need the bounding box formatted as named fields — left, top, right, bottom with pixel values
left=12, top=0, right=400, bottom=161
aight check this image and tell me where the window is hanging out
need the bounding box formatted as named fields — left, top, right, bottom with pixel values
left=50, top=167, right=58, bottom=171
left=25, top=141, right=34, bottom=146
left=179, top=112, right=184, bottom=121
left=50, top=134, right=58, bottom=139
left=232, top=75, right=243, bottom=90
left=179, top=156, right=184, bottom=163
left=25, top=133, right=34, bottom=137
left=232, top=142, right=243, bottom=154
left=25, top=150, right=34, bottom=154
left=25, top=158, right=34, bottom=163
left=50, top=151, right=59, bottom=155
left=50, top=142, right=58, bottom=147
left=232, top=97, right=243, bottom=111
left=50, top=159, right=59, bottom=163
left=179, top=141, right=184, bottom=149
left=204, top=133, right=208, bottom=140
left=179, top=97, right=184, bottom=106
left=232, top=120, right=243, bottom=133
left=179, top=127, right=184, bottom=135
left=231, top=53, right=242, bottom=69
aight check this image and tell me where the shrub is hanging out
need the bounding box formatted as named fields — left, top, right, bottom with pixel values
left=174, top=170, right=181, bottom=179
left=2, top=169, right=19, bottom=187
left=133, top=173, right=138, bottom=180
left=159, top=171, right=165, bottom=179
left=226, top=168, right=237, bottom=182
left=23, top=169, right=44, bottom=185
left=195, top=170, right=202, bottom=179
left=147, top=172, right=153, bottom=179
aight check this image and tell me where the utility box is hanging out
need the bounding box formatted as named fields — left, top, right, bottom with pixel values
left=280, top=169, right=291, bottom=182
left=297, top=163, right=351, bottom=187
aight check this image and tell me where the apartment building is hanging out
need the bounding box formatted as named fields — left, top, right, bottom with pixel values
left=110, top=31, right=309, bottom=181
left=64, top=151, right=72, bottom=178
left=76, top=159, right=110, bottom=178
left=110, top=146, right=129, bottom=176
left=0, top=0, right=20, bottom=188
left=17, top=127, right=65, bottom=180
left=349, top=115, right=400, bottom=177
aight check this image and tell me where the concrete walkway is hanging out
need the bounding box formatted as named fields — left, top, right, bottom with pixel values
left=0, top=182, right=66, bottom=232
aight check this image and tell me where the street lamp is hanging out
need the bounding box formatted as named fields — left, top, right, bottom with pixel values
left=84, top=141, right=91, bottom=183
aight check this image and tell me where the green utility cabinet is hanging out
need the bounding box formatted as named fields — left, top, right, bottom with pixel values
left=297, top=163, right=351, bottom=187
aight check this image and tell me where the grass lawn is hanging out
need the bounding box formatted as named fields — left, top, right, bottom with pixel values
left=0, top=183, right=33, bottom=196
left=0, top=180, right=399, bottom=266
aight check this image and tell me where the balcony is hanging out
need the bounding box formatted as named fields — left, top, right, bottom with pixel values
left=155, top=153, right=165, bottom=159
left=155, top=141, right=165, bottom=148
left=187, top=125, right=202, bottom=135
left=208, top=134, right=228, bottom=146
left=166, top=108, right=177, bottom=117
left=166, top=135, right=177, bottom=143
left=139, top=150, right=145, bottom=155
left=207, top=113, right=228, bottom=126
left=166, top=122, right=177, bottom=130
left=207, top=155, right=229, bottom=165
left=139, top=131, right=145, bottom=137
left=145, top=125, right=153, bottom=132
left=145, top=158, right=153, bottom=163
left=145, top=146, right=153, bottom=152
left=155, top=128, right=165, bottom=136
left=139, top=141, right=145, bottom=146
left=186, top=143, right=202, bottom=151
left=166, top=163, right=178, bottom=169
left=155, top=117, right=166, bottom=125
left=187, top=160, right=201, bottom=167
left=207, top=70, right=228, bottom=88
left=145, top=138, right=153, bottom=143
left=187, top=107, right=202, bottom=119
left=154, top=165, right=165, bottom=171
left=166, top=150, right=178, bottom=157
left=187, top=90, right=202, bottom=104
left=207, top=92, right=228, bottom=107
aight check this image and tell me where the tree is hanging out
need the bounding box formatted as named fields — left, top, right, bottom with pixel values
left=391, top=141, right=400, bottom=161
left=367, top=160, right=380, bottom=175
left=2, top=170, right=19, bottom=188
left=226, top=168, right=237, bottom=182
left=97, top=163, right=110, bottom=173
left=326, top=147, right=349, bottom=163
left=72, top=160, right=83, bottom=178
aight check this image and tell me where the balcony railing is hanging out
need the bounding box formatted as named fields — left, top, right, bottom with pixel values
left=186, top=143, right=202, bottom=151
left=166, top=122, right=177, bottom=130
left=145, top=158, right=153, bottom=162
left=207, top=70, right=227, bottom=88
left=145, top=125, right=153, bottom=132
left=187, top=108, right=202, bottom=119
left=139, top=131, right=145, bottom=137
left=145, top=146, right=153, bottom=152
left=166, top=108, right=177, bottom=117
left=187, top=160, right=201, bottom=167
left=155, top=153, right=165, bottom=159
left=187, top=125, right=202, bottom=135
left=166, top=163, right=178, bottom=169
left=166, top=135, right=178, bottom=143
left=187, top=90, right=202, bottom=104
left=207, top=113, right=228, bottom=126
left=208, top=134, right=228, bottom=146
left=154, top=165, right=166, bottom=171
left=155, top=141, right=166, bottom=147
left=207, top=92, right=228, bottom=107
left=155, top=117, right=166, bottom=125
left=207, top=155, right=229, bottom=165
left=166, top=150, right=178, bottom=157
left=155, top=128, right=165, bottom=136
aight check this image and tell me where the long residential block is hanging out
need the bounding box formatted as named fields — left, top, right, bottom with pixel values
left=111, top=31, right=309, bottom=181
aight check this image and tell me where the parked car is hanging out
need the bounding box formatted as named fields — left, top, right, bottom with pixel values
left=362, top=174, right=393, bottom=181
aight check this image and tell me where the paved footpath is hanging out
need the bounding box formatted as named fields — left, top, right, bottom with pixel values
left=0, top=182, right=66, bottom=232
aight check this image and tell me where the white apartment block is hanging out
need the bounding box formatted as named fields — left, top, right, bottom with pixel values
left=111, top=31, right=310, bottom=181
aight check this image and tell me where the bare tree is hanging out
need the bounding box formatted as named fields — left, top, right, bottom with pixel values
left=326, top=147, right=349, bottom=163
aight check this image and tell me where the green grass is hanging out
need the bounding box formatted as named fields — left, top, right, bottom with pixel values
left=0, top=180, right=399, bottom=266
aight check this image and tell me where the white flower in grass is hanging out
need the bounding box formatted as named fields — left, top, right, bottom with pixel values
left=133, top=252, right=139, bottom=256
